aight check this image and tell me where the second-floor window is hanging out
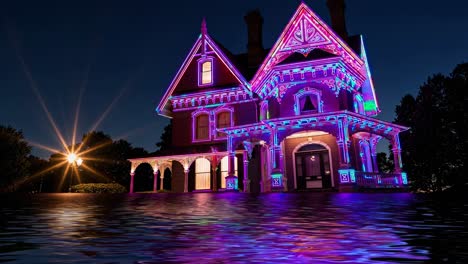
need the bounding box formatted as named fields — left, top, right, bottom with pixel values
left=216, top=111, right=231, bottom=137
left=196, top=114, right=210, bottom=140
left=294, top=88, right=323, bottom=115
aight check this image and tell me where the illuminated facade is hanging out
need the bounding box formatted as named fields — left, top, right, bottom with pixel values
left=128, top=1, right=408, bottom=193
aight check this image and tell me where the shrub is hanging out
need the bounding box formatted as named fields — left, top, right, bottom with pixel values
left=71, top=183, right=127, bottom=193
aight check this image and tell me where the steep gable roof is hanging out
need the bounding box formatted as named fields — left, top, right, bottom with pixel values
left=156, top=21, right=250, bottom=117
left=250, top=2, right=364, bottom=91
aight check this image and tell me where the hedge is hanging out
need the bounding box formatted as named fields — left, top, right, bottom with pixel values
left=71, top=183, right=127, bottom=193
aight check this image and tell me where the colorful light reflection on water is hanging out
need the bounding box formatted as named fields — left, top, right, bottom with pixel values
left=0, top=193, right=466, bottom=263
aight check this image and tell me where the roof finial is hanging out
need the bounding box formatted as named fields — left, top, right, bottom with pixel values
left=201, top=17, right=207, bottom=35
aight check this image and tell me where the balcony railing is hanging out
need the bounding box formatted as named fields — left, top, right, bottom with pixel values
left=355, top=172, right=407, bottom=189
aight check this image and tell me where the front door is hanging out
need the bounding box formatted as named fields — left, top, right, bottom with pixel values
left=295, top=144, right=332, bottom=189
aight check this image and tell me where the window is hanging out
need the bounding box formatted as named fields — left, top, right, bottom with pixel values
left=199, top=59, right=213, bottom=85
left=196, top=114, right=209, bottom=140
left=294, top=88, right=323, bottom=115
left=216, top=111, right=231, bottom=137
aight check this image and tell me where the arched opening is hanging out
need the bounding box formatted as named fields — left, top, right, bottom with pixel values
left=163, top=168, right=172, bottom=191
left=194, top=158, right=211, bottom=190
left=220, top=156, right=238, bottom=189
left=294, top=143, right=332, bottom=190
left=133, top=163, right=154, bottom=192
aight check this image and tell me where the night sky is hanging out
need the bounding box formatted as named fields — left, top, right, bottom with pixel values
left=1, top=0, right=466, bottom=158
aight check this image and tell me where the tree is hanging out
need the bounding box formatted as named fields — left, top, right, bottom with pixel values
left=394, top=63, right=467, bottom=192
left=376, top=152, right=393, bottom=173
left=0, top=126, right=31, bottom=192
left=155, top=120, right=172, bottom=152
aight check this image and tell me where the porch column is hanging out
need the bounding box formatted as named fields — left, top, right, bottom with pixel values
left=211, top=156, right=218, bottom=192
left=370, top=136, right=380, bottom=172
left=153, top=170, right=159, bottom=192
left=270, top=128, right=284, bottom=189
left=242, top=150, right=250, bottom=192
left=337, top=117, right=351, bottom=168
left=129, top=172, right=135, bottom=193
left=226, top=136, right=238, bottom=190
left=336, top=117, right=355, bottom=185
left=159, top=169, right=164, bottom=191
left=392, top=134, right=403, bottom=173
left=184, top=169, right=189, bottom=193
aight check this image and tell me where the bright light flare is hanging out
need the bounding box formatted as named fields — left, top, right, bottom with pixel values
left=76, top=158, right=83, bottom=166
left=67, top=153, right=77, bottom=164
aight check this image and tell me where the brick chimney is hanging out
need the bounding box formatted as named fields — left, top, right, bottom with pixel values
left=244, top=10, right=264, bottom=68
left=326, top=0, right=348, bottom=42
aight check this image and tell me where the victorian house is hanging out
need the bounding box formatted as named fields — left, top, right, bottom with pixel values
left=128, top=1, right=408, bottom=193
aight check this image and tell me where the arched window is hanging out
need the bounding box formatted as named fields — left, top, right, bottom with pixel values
left=294, top=88, right=323, bottom=115
left=198, top=58, right=213, bottom=86
left=196, top=114, right=210, bottom=140
left=216, top=111, right=231, bottom=138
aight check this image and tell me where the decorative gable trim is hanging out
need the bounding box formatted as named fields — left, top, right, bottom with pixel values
left=170, top=87, right=256, bottom=112
left=250, top=2, right=364, bottom=92
left=156, top=25, right=251, bottom=117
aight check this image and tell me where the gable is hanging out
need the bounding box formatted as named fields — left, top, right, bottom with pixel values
left=157, top=31, right=250, bottom=117
left=250, top=2, right=364, bottom=91
left=173, top=45, right=242, bottom=95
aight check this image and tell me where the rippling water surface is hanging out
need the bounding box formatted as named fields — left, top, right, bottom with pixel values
left=0, top=192, right=466, bottom=263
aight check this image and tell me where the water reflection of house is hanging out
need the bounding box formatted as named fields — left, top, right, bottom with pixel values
left=129, top=1, right=408, bottom=193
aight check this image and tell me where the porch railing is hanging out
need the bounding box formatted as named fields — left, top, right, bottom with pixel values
left=355, top=172, right=407, bottom=188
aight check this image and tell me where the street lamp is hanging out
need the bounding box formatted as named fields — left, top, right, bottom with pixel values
left=67, top=153, right=83, bottom=192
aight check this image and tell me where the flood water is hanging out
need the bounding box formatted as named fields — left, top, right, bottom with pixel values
left=0, top=192, right=466, bottom=263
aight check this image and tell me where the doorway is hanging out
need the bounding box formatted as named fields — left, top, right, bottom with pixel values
left=295, top=144, right=332, bottom=189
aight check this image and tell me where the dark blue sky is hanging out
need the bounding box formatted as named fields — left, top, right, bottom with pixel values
left=1, top=0, right=466, bottom=158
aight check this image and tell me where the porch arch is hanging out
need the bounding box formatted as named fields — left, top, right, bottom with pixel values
left=133, top=162, right=154, bottom=192
left=193, top=158, right=211, bottom=191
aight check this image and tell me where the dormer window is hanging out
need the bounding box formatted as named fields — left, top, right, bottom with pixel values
left=198, top=58, right=213, bottom=86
